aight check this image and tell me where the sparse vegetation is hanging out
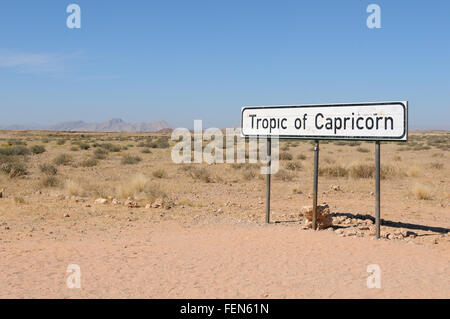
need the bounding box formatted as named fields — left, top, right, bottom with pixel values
left=319, top=164, right=349, bottom=178
left=53, top=154, right=72, bottom=166
left=30, top=145, right=46, bottom=154
left=41, top=176, right=60, bottom=188
left=121, top=154, right=142, bottom=165
left=1, top=161, right=28, bottom=178
left=279, top=152, right=293, bottom=161
left=80, top=158, right=99, bottom=167
left=153, top=169, right=167, bottom=179
left=275, top=169, right=294, bottom=181
left=39, top=163, right=58, bottom=176
left=286, top=161, right=303, bottom=171
left=412, top=183, right=433, bottom=200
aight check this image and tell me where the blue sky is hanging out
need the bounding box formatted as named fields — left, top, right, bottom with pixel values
left=0, top=0, right=449, bottom=129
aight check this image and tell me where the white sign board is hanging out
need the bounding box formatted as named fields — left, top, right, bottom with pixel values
left=241, top=101, right=408, bottom=141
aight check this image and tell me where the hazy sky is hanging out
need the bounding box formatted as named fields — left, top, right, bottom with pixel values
left=0, top=1, right=449, bottom=129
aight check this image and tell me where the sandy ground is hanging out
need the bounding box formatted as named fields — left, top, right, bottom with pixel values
left=0, top=215, right=448, bottom=299
left=0, top=131, right=449, bottom=298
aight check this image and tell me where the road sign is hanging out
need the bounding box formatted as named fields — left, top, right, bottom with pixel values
left=241, top=101, right=408, bottom=141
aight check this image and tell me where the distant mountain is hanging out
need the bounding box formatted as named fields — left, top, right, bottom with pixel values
left=0, top=119, right=171, bottom=132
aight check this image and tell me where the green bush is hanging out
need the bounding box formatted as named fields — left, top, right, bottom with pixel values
left=31, top=145, right=46, bottom=154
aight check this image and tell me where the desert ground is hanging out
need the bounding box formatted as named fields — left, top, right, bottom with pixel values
left=0, top=130, right=449, bottom=298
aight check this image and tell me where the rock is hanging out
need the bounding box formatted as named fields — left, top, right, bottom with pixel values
left=335, top=228, right=344, bottom=235
left=152, top=198, right=163, bottom=208
left=145, top=204, right=151, bottom=209
left=358, top=226, right=370, bottom=231
left=112, top=198, right=121, bottom=205
left=124, top=199, right=138, bottom=208
left=300, top=204, right=333, bottom=229
left=215, top=208, right=223, bottom=214
left=330, top=185, right=341, bottom=191
left=64, top=213, right=70, bottom=218
left=344, top=229, right=357, bottom=236
left=0, top=188, right=3, bottom=198
left=95, top=198, right=107, bottom=204
left=151, top=197, right=174, bottom=209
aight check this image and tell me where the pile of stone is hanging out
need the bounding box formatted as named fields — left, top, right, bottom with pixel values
left=301, top=204, right=333, bottom=229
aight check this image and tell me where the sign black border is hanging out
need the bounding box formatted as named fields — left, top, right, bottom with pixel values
left=241, top=101, right=408, bottom=141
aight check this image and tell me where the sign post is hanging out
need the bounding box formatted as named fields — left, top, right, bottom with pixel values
left=312, top=140, right=319, bottom=230
left=375, top=141, right=381, bottom=238
left=266, top=138, right=272, bottom=224
left=241, top=101, right=408, bottom=238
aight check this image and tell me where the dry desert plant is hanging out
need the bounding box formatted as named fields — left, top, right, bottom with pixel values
left=412, top=183, right=433, bottom=200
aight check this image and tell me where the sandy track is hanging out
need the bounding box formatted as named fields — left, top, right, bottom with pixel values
left=0, top=218, right=448, bottom=299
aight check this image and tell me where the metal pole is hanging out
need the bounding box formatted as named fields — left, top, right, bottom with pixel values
left=266, top=138, right=272, bottom=224
left=312, top=140, right=320, bottom=230
left=375, top=141, right=381, bottom=239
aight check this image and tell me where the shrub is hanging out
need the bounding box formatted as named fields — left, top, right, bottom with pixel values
left=349, top=163, right=374, bottom=179
left=93, top=148, right=108, bottom=160
left=116, top=174, right=167, bottom=201
left=275, top=169, right=294, bottom=181
left=406, top=167, right=421, bottom=177
left=296, top=154, right=307, bottom=160
left=53, top=154, right=72, bottom=166
left=152, top=169, right=167, bottom=179
left=141, top=148, right=152, bottom=154
left=319, top=164, right=349, bottom=177
left=121, top=154, right=142, bottom=165
left=39, top=164, right=58, bottom=175
left=78, top=143, right=90, bottom=150
left=101, top=143, right=122, bottom=152
left=356, top=147, right=370, bottom=153
left=41, top=176, right=60, bottom=188
left=189, top=167, right=212, bottom=183
left=429, top=162, right=444, bottom=169
left=242, top=169, right=257, bottom=180
left=65, top=179, right=84, bottom=197
left=80, top=158, right=98, bottom=167
left=57, top=139, right=66, bottom=145
left=286, top=161, right=303, bottom=171
left=279, top=152, right=293, bottom=161
left=412, top=183, right=433, bottom=200
left=349, top=163, right=400, bottom=179
left=1, top=162, right=28, bottom=178
left=30, top=145, right=46, bottom=154
left=0, top=146, right=30, bottom=156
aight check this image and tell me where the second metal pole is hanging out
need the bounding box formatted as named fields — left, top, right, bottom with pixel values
left=312, top=140, right=320, bottom=230
left=266, top=138, right=272, bottom=224
left=375, top=141, right=381, bottom=239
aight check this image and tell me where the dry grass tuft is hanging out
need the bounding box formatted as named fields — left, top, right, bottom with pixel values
left=319, top=164, right=349, bottom=177
left=406, top=167, right=421, bottom=177
left=412, top=183, right=433, bottom=200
